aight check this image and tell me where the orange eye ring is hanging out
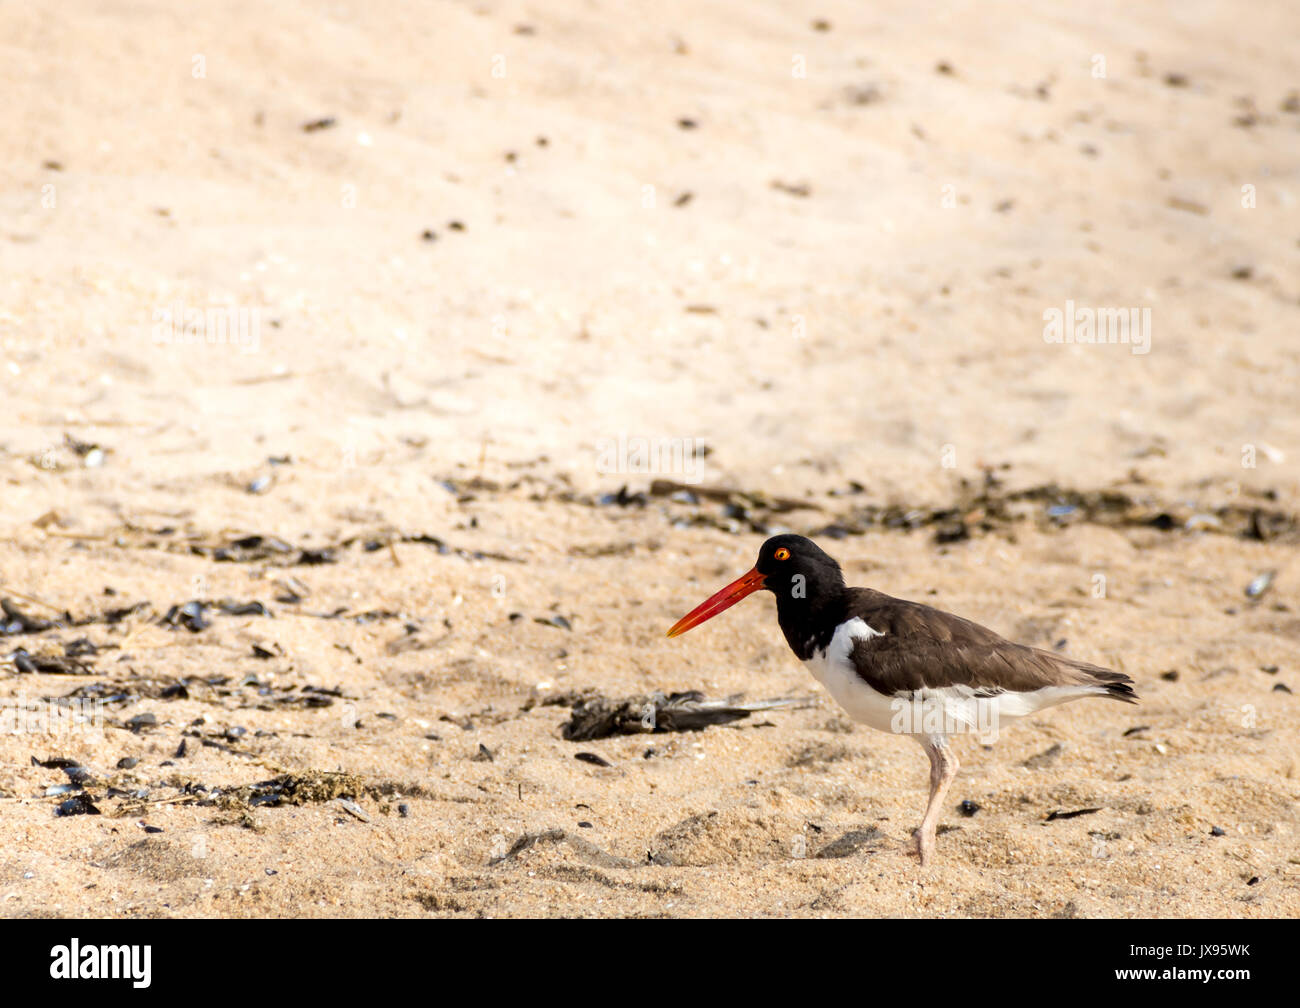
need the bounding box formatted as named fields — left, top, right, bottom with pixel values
left=774, top=547, right=790, bottom=561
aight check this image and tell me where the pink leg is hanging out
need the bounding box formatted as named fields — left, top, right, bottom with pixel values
left=913, top=735, right=959, bottom=867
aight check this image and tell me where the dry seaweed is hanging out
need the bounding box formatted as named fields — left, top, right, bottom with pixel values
left=54, top=672, right=348, bottom=711
left=7, top=647, right=95, bottom=675
left=559, top=690, right=816, bottom=741
left=567, top=475, right=1300, bottom=543
left=217, top=770, right=382, bottom=810
left=1, top=598, right=58, bottom=634
left=811, top=480, right=1300, bottom=544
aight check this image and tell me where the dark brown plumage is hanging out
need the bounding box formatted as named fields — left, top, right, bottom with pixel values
left=841, top=587, right=1139, bottom=702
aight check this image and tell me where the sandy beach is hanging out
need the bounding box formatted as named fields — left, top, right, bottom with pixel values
left=1, top=1, right=1297, bottom=917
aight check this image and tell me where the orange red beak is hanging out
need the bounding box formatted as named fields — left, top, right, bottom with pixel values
left=666, top=567, right=767, bottom=638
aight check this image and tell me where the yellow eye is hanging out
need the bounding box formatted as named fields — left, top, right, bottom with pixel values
left=774, top=547, right=790, bottom=561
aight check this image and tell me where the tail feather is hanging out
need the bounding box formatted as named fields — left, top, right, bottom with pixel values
left=1096, top=673, right=1139, bottom=704
left=1066, top=658, right=1139, bottom=704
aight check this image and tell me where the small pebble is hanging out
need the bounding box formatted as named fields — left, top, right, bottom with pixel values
left=1245, top=570, right=1275, bottom=599
left=336, top=798, right=370, bottom=823
left=126, top=712, right=158, bottom=733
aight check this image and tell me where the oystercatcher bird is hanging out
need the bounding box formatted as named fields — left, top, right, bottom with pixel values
left=666, top=534, right=1137, bottom=866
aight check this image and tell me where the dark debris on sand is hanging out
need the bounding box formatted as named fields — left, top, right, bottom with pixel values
left=57, top=671, right=348, bottom=711
left=554, top=690, right=816, bottom=741
left=580, top=473, right=1299, bottom=544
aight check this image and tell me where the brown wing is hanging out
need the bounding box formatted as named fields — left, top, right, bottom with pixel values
left=844, top=588, right=1137, bottom=701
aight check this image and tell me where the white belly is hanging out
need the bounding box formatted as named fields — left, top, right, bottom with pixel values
left=802, top=618, right=900, bottom=732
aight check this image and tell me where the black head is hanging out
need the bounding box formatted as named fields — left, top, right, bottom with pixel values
left=666, top=534, right=846, bottom=640
left=753, top=534, right=846, bottom=604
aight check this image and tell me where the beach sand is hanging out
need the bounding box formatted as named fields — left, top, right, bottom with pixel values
left=0, top=1, right=1297, bottom=917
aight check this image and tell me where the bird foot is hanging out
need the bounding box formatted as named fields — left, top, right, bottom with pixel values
left=911, top=827, right=934, bottom=867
